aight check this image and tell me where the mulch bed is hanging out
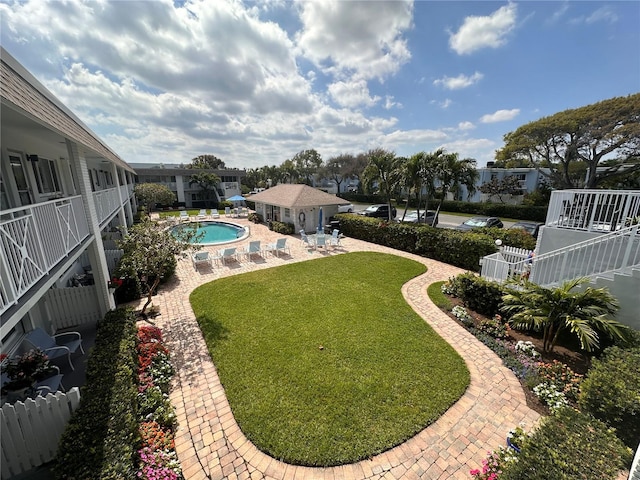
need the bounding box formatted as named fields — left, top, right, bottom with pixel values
left=442, top=296, right=592, bottom=416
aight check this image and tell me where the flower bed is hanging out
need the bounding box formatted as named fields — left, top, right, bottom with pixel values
left=136, top=325, right=182, bottom=480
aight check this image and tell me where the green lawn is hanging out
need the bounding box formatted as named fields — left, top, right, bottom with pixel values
left=191, top=252, right=469, bottom=466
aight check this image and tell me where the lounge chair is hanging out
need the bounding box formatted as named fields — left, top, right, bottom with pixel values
left=266, top=238, right=290, bottom=257
left=243, top=241, right=262, bottom=261
left=192, top=251, right=212, bottom=270
left=300, top=230, right=313, bottom=248
left=197, top=209, right=207, bottom=220
left=218, top=247, right=238, bottom=265
left=330, top=229, right=342, bottom=248
left=24, top=327, right=85, bottom=371
left=315, top=234, right=327, bottom=251
left=210, top=209, right=220, bottom=219
left=179, top=211, right=189, bottom=222
left=225, top=206, right=232, bottom=217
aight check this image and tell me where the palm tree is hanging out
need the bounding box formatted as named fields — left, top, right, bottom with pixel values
left=502, top=277, right=629, bottom=353
left=398, top=153, right=424, bottom=222
left=362, top=148, right=402, bottom=221
left=432, top=151, right=478, bottom=218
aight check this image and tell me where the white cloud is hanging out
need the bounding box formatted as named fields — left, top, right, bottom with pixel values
left=295, top=0, right=413, bottom=81
left=440, top=99, right=453, bottom=109
left=384, top=96, right=400, bottom=110
left=480, top=109, right=520, bottom=123
left=328, top=79, right=380, bottom=108
left=545, top=2, right=570, bottom=25
left=434, top=72, right=483, bottom=90
left=586, top=6, right=618, bottom=24
left=449, top=3, right=517, bottom=55
left=458, top=121, right=475, bottom=130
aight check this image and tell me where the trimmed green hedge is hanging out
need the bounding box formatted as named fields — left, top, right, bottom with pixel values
left=579, top=346, right=640, bottom=449
left=501, top=407, right=632, bottom=480
left=336, top=215, right=496, bottom=271
left=270, top=220, right=295, bottom=234
left=448, top=272, right=507, bottom=317
left=55, top=308, right=139, bottom=479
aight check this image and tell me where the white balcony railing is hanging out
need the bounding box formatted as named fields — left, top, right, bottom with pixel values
left=0, top=197, right=90, bottom=317
left=546, top=190, right=640, bottom=232
left=93, top=187, right=122, bottom=227
left=481, top=224, right=640, bottom=286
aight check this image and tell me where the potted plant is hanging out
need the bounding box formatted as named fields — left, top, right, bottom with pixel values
left=1, top=349, right=51, bottom=402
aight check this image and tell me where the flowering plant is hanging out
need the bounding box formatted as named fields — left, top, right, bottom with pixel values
left=514, top=340, right=539, bottom=358
left=452, top=305, right=473, bottom=325
left=1, top=349, right=50, bottom=390
left=108, top=277, right=124, bottom=289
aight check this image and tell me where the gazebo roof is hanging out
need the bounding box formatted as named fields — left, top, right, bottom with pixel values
left=249, top=184, right=349, bottom=208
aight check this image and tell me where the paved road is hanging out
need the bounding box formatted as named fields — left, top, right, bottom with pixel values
left=350, top=205, right=516, bottom=229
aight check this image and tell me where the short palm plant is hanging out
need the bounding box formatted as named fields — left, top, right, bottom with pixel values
left=502, top=277, right=629, bottom=353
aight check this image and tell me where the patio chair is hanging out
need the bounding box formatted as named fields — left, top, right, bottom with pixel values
left=225, top=206, right=232, bottom=217
left=330, top=229, right=342, bottom=248
left=315, top=234, right=327, bottom=251
left=266, top=238, right=290, bottom=257
left=24, top=328, right=85, bottom=371
left=192, top=251, right=212, bottom=270
left=243, top=241, right=262, bottom=261
left=179, top=211, right=189, bottom=222
left=197, top=209, right=207, bottom=220
left=35, top=365, right=65, bottom=396
left=218, top=247, right=238, bottom=265
left=299, top=230, right=312, bottom=248
left=210, top=209, right=220, bottom=219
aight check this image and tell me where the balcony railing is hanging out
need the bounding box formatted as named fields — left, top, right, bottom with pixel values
left=0, top=197, right=90, bottom=317
left=481, top=225, right=640, bottom=286
left=93, top=186, right=124, bottom=228
left=546, top=190, right=640, bottom=232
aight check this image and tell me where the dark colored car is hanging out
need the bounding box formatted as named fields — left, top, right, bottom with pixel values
left=358, top=204, right=397, bottom=219
left=397, top=210, right=439, bottom=226
left=455, top=216, right=503, bottom=231
left=509, top=221, right=544, bottom=239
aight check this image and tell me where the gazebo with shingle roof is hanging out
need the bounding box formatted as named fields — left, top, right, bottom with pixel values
left=249, top=184, right=350, bottom=233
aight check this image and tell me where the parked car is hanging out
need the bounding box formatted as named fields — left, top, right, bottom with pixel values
left=455, top=216, right=503, bottom=231
left=509, top=221, right=544, bottom=239
left=397, top=210, right=438, bottom=226
left=337, top=203, right=354, bottom=213
left=358, top=204, right=397, bottom=219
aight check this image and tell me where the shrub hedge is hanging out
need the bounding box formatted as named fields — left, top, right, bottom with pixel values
left=336, top=215, right=497, bottom=271
left=55, top=308, right=139, bottom=479
left=448, top=272, right=507, bottom=317
left=501, top=407, right=632, bottom=480
left=579, top=346, right=640, bottom=449
left=270, top=220, right=295, bottom=235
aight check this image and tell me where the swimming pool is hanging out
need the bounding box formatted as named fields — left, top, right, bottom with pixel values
left=171, top=221, right=248, bottom=245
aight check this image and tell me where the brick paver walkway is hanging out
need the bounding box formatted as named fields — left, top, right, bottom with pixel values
left=144, top=217, right=540, bottom=479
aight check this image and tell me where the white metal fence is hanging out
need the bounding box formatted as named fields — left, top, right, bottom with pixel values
left=1, top=388, right=81, bottom=478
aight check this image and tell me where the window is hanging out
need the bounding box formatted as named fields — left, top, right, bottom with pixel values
left=284, top=208, right=291, bottom=218
left=31, top=157, right=61, bottom=195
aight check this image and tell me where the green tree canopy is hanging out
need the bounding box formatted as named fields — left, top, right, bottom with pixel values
left=292, top=149, right=323, bottom=185
left=496, top=93, right=640, bottom=189
left=117, top=218, right=200, bottom=315
left=187, top=154, right=226, bottom=169
left=478, top=175, right=523, bottom=203
left=134, top=183, right=176, bottom=212
left=188, top=171, right=221, bottom=207
left=362, top=148, right=402, bottom=221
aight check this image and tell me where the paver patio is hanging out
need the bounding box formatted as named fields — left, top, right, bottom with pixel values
left=143, top=217, right=540, bottom=480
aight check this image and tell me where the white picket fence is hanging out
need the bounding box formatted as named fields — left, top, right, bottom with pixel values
left=1, top=388, right=81, bottom=478
left=45, top=285, right=102, bottom=330
left=480, top=246, right=533, bottom=282
left=78, top=249, right=123, bottom=276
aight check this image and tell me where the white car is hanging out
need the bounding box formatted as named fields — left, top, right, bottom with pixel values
left=338, top=203, right=354, bottom=213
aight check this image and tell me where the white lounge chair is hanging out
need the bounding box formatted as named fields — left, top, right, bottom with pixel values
left=192, top=251, right=212, bottom=270
left=218, top=247, right=238, bottom=265
left=24, top=328, right=84, bottom=371
left=266, top=238, right=290, bottom=257
left=210, top=209, right=220, bottom=219
left=197, top=209, right=207, bottom=220
left=179, top=211, right=189, bottom=222
left=243, top=241, right=262, bottom=261
left=315, top=234, right=327, bottom=251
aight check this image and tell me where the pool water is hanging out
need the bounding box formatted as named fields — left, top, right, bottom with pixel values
left=171, top=221, right=246, bottom=245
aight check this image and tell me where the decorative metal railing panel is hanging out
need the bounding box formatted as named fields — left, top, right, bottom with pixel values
left=0, top=197, right=89, bottom=317
left=546, top=190, right=640, bottom=232
left=92, top=187, right=121, bottom=227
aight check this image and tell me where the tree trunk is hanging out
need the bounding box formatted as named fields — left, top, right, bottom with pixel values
left=141, top=277, right=161, bottom=315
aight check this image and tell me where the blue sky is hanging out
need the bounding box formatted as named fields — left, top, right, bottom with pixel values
left=1, top=1, right=638, bottom=169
